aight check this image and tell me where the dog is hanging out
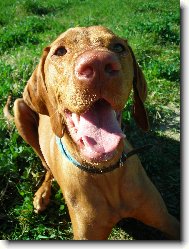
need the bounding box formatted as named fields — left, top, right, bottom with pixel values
left=4, top=26, right=180, bottom=240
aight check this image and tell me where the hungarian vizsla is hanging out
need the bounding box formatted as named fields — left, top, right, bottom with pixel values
left=6, top=26, right=179, bottom=240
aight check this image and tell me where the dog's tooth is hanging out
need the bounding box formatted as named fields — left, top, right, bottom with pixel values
left=72, top=113, right=80, bottom=127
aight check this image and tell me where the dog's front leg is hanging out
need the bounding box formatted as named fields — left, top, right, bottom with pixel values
left=70, top=210, right=113, bottom=240
left=66, top=201, right=114, bottom=240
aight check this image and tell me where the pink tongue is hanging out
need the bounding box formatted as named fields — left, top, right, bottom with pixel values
left=77, top=101, right=124, bottom=157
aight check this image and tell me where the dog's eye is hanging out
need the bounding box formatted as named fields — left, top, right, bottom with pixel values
left=112, top=43, right=126, bottom=53
left=54, top=46, right=67, bottom=56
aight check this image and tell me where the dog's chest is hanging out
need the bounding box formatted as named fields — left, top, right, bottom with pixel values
left=63, top=170, right=133, bottom=220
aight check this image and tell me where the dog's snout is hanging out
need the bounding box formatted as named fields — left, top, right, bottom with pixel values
left=75, top=51, right=121, bottom=83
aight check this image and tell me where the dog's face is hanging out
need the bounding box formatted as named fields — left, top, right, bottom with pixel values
left=23, top=26, right=148, bottom=164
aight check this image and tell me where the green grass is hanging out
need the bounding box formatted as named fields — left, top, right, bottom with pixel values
left=0, top=0, right=180, bottom=240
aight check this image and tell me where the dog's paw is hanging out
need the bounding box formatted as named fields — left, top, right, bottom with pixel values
left=33, top=183, right=51, bottom=213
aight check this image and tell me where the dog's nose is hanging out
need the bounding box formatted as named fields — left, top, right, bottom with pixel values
left=75, top=50, right=121, bottom=83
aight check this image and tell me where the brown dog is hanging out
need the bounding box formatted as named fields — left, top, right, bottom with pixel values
left=7, top=26, right=179, bottom=240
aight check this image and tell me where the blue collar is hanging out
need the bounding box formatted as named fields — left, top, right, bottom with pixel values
left=56, top=136, right=153, bottom=174
left=56, top=136, right=81, bottom=167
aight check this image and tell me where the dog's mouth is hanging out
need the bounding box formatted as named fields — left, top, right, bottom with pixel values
left=64, top=99, right=125, bottom=162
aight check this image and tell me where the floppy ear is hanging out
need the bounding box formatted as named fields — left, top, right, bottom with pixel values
left=23, top=47, right=65, bottom=138
left=128, top=46, right=149, bottom=131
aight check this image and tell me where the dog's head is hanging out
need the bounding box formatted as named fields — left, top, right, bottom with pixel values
left=23, top=26, right=148, bottom=164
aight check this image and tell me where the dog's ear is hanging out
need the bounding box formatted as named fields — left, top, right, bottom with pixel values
left=128, top=46, right=149, bottom=131
left=23, top=47, right=51, bottom=115
left=23, top=47, right=65, bottom=138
